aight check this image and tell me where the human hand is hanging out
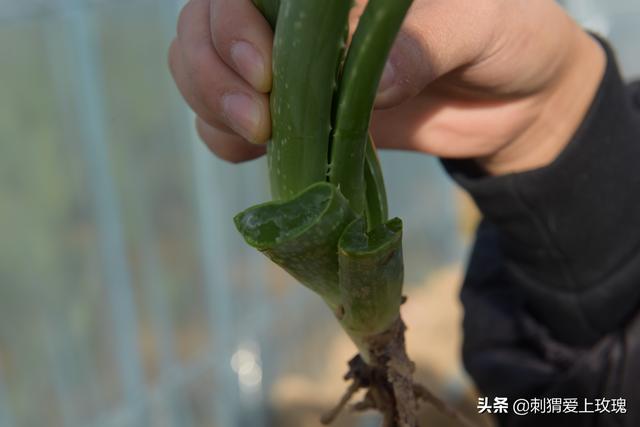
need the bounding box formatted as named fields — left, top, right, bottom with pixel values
left=169, top=0, right=605, bottom=174
left=169, top=0, right=271, bottom=163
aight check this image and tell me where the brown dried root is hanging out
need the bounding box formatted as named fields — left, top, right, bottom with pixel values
left=321, top=317, right=477, bottom=427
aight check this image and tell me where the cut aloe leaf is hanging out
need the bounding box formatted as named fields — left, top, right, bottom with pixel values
left=337, top=217, right=404, bottom=337
left=234, top=183, right=356, bottom=310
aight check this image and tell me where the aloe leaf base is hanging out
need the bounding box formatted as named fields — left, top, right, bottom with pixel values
left=235, top=183, right=475, bottom=427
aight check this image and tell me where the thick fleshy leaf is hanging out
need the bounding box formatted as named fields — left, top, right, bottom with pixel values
left=328, top=0, right=413, bottom=214
left=364, top=136, right=388, bottom=230
left=267, top=0, right=351, bottom=200
left=337, top=217, right=403, bottom=337
left=251, top=0, right=280, bottom=28
left=234, top=183, right=356, bottom=309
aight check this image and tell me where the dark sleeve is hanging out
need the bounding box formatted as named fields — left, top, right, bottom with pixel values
left=441, top=38, right=640, bottom=426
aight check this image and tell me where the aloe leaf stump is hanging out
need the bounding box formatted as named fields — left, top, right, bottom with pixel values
left=232, top=1, right=476, bottom=426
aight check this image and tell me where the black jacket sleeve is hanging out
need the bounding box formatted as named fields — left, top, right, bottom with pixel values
left=441, top=37, right=640, bottom=427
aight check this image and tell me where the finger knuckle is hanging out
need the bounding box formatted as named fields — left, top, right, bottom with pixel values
left=186, top=49, right=223, bottom=112
left=208, top=144, right=248, bottom=164
left=210, top=15, right=229, bottom=48
left=188, top=45, right=213, bottom=83
left=167, top=39, right=180, bottom=76
left=176, top=0, right=196, bottom=38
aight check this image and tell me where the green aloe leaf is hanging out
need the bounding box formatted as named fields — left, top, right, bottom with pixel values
left=234, top=183, right=356, bottom=310
left=252, top=0, right=280, bottom=28
left=337, top=217, right=404, bottom=338
left=329, top=0, right=413, bottom=214
left=364, top=136, right=389, bottom=231
left=267, top=0, right=351, bottom=200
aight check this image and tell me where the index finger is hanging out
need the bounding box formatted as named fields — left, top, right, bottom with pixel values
left=211, top=0, right=274, bottom=93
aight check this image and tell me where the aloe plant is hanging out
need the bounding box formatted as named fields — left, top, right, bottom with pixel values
left=234, top=1, right=475, bottom=426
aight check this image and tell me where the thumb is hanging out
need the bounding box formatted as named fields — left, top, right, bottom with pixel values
left=374, top=31, right=435, bottom=109
left=373, top=0, right=498, bottom=109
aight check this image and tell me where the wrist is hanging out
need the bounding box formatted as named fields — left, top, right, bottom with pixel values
left=477, top=28, right=606, bottom=176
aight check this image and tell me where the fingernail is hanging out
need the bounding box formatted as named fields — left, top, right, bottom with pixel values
left=231, top=41, right=266, bottom=91
left=222, top=93, right=262, bottom=142
left=378, top=61, right=396, bottom=95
